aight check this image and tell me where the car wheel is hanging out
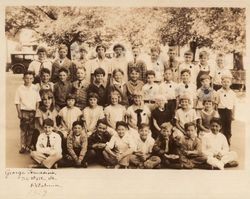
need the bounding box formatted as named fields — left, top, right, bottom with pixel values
left=12, top=65, right=25, bottom=74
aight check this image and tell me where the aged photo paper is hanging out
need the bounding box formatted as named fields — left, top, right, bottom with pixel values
left=1, top=0, right=250, bottom=198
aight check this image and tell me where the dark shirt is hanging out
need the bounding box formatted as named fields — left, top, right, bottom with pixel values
left=152, top=107, right=172, bottom=127
left=88, top=83, right=107, bottom=107
left=88, top=131, right=112, bottom=150
left=54, top=80, right=73, bottom=108
left=127, top=60, right=147, bottom=83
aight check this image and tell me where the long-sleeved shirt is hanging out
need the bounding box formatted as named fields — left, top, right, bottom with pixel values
left=88, top=131, right=112, bottom=149
left=36, top=132, right=62, bottom=154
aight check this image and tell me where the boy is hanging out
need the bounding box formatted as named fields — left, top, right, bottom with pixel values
left=64, top=121, right=88, bottom=168
left=217, top=74, right=236, bottom=145
left=86, top=119, right=112, bottom=165
left=129, top=124, right=155, bottom=169
left=127, top=46, right=147, bottom=83
left=179, top=50, right=198, bottom=84
left=53, top=67, right=73, bottom=110
left=201, top=118, right=238, bottom=170
left=28, top=47, right=52, bottom=84
left=142, top=70, right=159, bottom=111
left=51, top=44, right=77, bottom=82
left=36, top=68, right=54, bottom=93
left=30, top=118, right=62, bottom=169
left=72, top=67, right=89, bottom=110
left=88, top=67, right=108, bottom=107
left=15, top=71, right=41, bottom=153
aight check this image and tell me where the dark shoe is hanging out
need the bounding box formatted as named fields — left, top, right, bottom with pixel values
left=82, top=161, right=88, bottom=168
left=106, top=165, right=115, bottom=169
left=53, top=163, right=58, bottom=169
left=225, top=161, right=238, bottom=168
left=19, top=147, right=26, bottom=154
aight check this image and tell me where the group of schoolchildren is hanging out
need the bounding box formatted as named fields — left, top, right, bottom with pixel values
left=14, top=43, right=239, bottom=170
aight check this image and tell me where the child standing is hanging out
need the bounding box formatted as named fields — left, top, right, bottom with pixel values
left=129, top=124, right=155, bottom=169
left=126, top=67, right=144, bottom=105
left=82, top=92, right=105, bottom=136
left=104, top=92, right=126, bottom=129
left=72, top=67, right=89, bottom=110
left=126, top=91, right=151, bottom=130
left=175, top=94, right=199, bottom=135
left=36, top=68, right=54, bottom=93
left=15, top=71, right=41, bottom=153
left=103, top=121, right=134, bottom=168
left=217, top=74, right=236, bottom=145
left=142, top=70, right=159, bottom=111
left=30, top=118, right=62, bottom=169
left=201, top=118, right=238, bottom=170
left=53, top=67, right=73, bottom=110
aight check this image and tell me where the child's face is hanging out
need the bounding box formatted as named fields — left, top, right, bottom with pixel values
left=156, top=99, right=166, bottom=108
left=97, top=123, right=107, bottom=134
left=146, top=75, right=155, bottom=84
left=67, top=99, right=75, bottom=108
left=73, top=124, right=83, bottom=136
left=139, top=127, right=149, bottom=141
left=41, top=73, right=51, bottom=83
left=164, top=70, right=173, bottom=81
left=95, top=74, right=104, bottom=83
left=184, top=54, right=192, bottom=64
left=204, top=101, right=213, bottom=110
left=132, top=48, right=140, bottom=58
left=134, top=95, right=142, bottom=105
left=181, top=72, right=190, bottom=83
left=210, top=122, right=221, bottom=135
left=160, top=127, right=171, bottom=140
left=97, top=47, right=105, bottom=57
left=59, top=49, right=67, bottom=59
left=42, top=96, right=53, bottom=108
left=168, top=51, right=176, bottom=60
left=44, top=124, right=53, bottom=134
left=201, top=78, right=210, bottom=88
left=222, top=78, right=232, bottom=89
left=180, top=99, right=189, bottom=109
left=116, top=125, right=126, bottom=138
left=89, top=97, right=98, bottom=107
left=58, top=71, right=68, bottom=82
left=111, top=95, right=119, bottom=105
left=199, top=56, right=208, bottom=65
left=130, top=70, right=139, bottom=81
left=186, top=125, right=197, bottom=139
left=38, top=52, right=46, bottom=60
left=114, top=47, right=123, bottom=57
left=76, top=69, right=85, bottom=80
left=114, top=71, right=123, bottom=83
left=23, top=74, right=34, bottom=86
left=150, top=51, right=159, bottom=60
left=216, top=57, right=224, bottom=68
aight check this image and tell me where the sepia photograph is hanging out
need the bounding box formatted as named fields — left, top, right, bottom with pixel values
left=4, top=5, right=247, bottom=171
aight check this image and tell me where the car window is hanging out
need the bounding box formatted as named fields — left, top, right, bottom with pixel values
left=24, top=55, right=35, bottom=61
left=14, top=55, right=23, bottom=59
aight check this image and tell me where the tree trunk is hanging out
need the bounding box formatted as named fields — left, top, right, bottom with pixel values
left=66, top=44, right=71, bottom=59
left=233, top=52, right=244, bottom=70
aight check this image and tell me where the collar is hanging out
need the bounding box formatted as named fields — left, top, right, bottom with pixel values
left=113, top=80, right=125, bottom=86
left=93, top=81, right=105, bottom=87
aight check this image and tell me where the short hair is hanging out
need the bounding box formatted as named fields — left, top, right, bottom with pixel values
left=199, top=51, right=209, bottom=59
left=138, top=123, right=150, bottom=130
left=58, top=67, right=69, bottom=74
left=112, top=68, right=124, bottom=76
left=58, top=44, right=68, bottom=51
left=164, top=67, right=172, bottom=73
left=66, top=93, right=76, bottom=101
left=40, top=68, right=51, bottom=76
left=202, top=98, right=214, bottom=105
left=77, top=67, right=86, bottom=72
left=72, top=120, right=83, bottom=128
left=132, top=45, right=140, bottom=51
left=88, top=92, right=99, bottom=101
left=79, top=46, right=87, bottom=53
left=116, top=121, right=128, bottom=129
left=113, top=43, right=125, bottom=51
left=146, top=70, right=155, bottom=77
left=40, top=90, right=55, bottom=112
left=184, top=50, right=193, bottom=56
left=180, top=68, right=191, bottom=75
left=150, top=46, right=161, bottom=54
left=96, top=118, right=108, bottom=127
left=43, top=118, right=54, bottom=127
left=160, top=122, right=173, bottom=130
left=37, top=46, right=47, bottom=54
left=210, top=117, right=222, bottom=126
left=96, top=44, right=107, bottom=52
left=94, top=67, right=106, bottom=76
left=216, top=53, right=225, bottom=59
left=130, top=67, right=140, bottom=73
left=184, top=122, right=196, bottom=131
left=23, top=70, right=35, bottom=78
left=168, top=46, right=177, bottom=53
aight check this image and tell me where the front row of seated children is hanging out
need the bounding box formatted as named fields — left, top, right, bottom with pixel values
left=30, top=117, right=238, bottom=170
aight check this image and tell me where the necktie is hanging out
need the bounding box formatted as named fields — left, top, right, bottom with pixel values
left=78, top=80, right=82, bottom=87
left=135, top=109, right=143, bottom=127
left=47, top=135, right=51, bottom=147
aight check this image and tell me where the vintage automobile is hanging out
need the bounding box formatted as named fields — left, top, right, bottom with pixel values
left=9, top=53, right=37, bottom=74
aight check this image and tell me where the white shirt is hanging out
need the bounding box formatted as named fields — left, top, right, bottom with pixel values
left=147, top=59, right=165, bottom=82
left=126, top=105, right=151, bottom=127
left=213, top=67, right=232, bottom=85
left=36, top=132, right=62, bottom=154
left=107, top=133, right=134, bottom=154
left=83, top=106, right=104, bottom=132
left=201, top=132, right=229, bottom=157
left=217, top=88, right=236, bottom=110
left=28, top=59, right=52, bottom=76
left=111, top=56, right=128, bottom=81
left=142, top=83, right=159, bottom=101
left=14, top=84, right=41, bottom=110
left=134, top=136, right=155, bottom=155
left=104, top=104, right=126, bottom=129
left=159, top=81, right=178, bottom=100
left=175, top=108, right=199, bottom=128
left=177, top=82, right=197, bottom=99
left=179, top=62, right=199, bottom=84
left=58, top=106, right=82, bottom=130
